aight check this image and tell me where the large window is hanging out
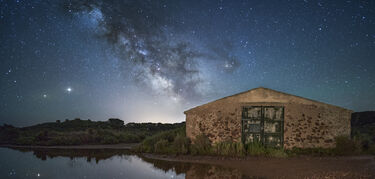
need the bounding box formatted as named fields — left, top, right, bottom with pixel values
left=242, top=106, right=284, bottom=147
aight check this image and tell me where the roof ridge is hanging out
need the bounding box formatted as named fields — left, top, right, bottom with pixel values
left=184, top=87, right=352, bottom=113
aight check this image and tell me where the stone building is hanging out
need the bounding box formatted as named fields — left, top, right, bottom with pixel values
left=184, top=87, right=352, bottom=149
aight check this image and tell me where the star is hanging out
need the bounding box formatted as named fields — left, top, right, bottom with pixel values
left=43, top=94, right=47, bottom=98
left=66, top=87, right=72, bottom=93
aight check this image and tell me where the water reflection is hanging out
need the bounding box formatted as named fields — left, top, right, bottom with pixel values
left=141, top=157, right=258, bottom=179
left=1, top=147, right=254, bottom=179
left=9, top=147, right=132, bottom=163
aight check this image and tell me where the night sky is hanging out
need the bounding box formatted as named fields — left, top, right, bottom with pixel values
left=1, top=0, right=375, bottom=126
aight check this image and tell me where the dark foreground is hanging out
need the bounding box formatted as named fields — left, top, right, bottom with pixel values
left=1, top=146, right=374, bottom=178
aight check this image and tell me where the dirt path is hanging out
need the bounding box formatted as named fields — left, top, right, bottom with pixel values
left=0, top=143, right=138, bottom=150
left=144, top=154, right=375, bottom=178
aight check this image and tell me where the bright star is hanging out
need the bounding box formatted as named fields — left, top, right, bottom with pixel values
left=66, top=87, right=72, bottom=93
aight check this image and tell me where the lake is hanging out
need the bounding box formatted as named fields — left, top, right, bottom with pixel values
left=0, top=147, right=242, bottom=179
left=1, top=147, right=374, bottom=178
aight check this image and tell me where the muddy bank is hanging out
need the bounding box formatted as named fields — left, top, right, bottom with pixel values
left=0, top=143, right=138, bottom=150
left=143, top=154, right=375, bottom=178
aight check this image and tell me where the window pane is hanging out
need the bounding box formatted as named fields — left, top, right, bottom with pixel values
left=264, top=122, right=280, bottom=133
left=265, top=134, right=281, bottom=147
left=264, top=107, right=276, bottom=120
left=246, top=107, right=261, bottom=118
left=245, top=133, right=261, bottom=143
left=264, top=107, right=283, bottom=121
left=248, top=124, right=260, bottom=132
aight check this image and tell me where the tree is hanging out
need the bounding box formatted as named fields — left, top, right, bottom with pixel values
left=108, top=118, right=124, bottom=128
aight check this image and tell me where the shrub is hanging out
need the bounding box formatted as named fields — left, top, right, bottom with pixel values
left=102, top=135, right=119, bottom=144
left=36, top=130, right=49, bottom=141
left=135, top=126, right=186, bottom=153
left=119, top=133, right=140, bottom=143
left=190, top=134, right=211, bottom=155
left=154, top=139, right=169, bottom=153
left=334, top=136, right=361, bottom=155
left=16, top=137, right=34, bottom=145
left=173, top=134, right=190, bottom=154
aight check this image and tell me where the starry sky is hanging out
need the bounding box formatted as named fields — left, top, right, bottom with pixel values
left=1, top=0, right=375, bottom=126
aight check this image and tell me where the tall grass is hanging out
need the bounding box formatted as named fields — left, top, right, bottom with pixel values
left=135, top=130, right=375, bottom=157
left=135, top=126, right=188, bottom=154
left=213, top=141, right=245, bottom=157
left=135, top=131, right=287, bottom=157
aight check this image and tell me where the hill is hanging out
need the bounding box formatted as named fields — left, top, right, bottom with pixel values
left=0, top=118, right=185, bottom=146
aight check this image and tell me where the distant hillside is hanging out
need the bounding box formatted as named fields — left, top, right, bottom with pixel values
left=352, top=111, right=375, bottom=127
left=0, top=119, right=185, bottom=146
left=351, top=111, right=375, bottom=144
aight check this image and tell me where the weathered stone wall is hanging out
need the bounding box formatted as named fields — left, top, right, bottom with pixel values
left=283, top=103, right=351, bottom=149
left=185, top=101, right=242, bottom=143
left=185, top=88, right=352, bottom=148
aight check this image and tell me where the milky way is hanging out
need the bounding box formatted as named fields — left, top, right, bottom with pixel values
left=65, top=0, right=239, bottom=102
left=0, top=0, right=374, bottom=126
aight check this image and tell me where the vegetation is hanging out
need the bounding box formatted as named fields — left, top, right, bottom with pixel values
left=351, top=111, right=375, bottom=154
left=1, top=111, right=374, bottom=157
left=0, top=119, right=184, bottom=146
left=135, top=124, right=375, bottom=157
left=135, top=127, right=288, bottom=157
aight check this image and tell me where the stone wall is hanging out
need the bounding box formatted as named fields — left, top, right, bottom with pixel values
left=283, top=103, right=351, bottom=149
left=185, top=88, right=352, bottom=148
left=185, top=101, right=242, bottom=144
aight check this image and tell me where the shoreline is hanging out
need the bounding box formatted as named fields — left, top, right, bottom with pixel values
left=0, top=143, right=138, bottom=150
left=142, top=153, right=375, bottom=178
left=142, top=152, right=375, bottom=163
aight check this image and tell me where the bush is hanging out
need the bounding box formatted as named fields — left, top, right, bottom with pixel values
left=190, top=134, right=211, bottom=155
left=154, top=139, right=169, bottom=153
left=334, top=136, right=361, bottom=155
left=102, top=135, right=119, bottom=144
left=16, top=137, right=35, bottom=145
left=119, top=133, right=140, bottom=143
left=135, top=126, right=186, bottom=153
left=173, top=134, right=190, bottom=154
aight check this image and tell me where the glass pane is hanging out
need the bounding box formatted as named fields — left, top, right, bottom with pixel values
left=245, top=133, right=261, bottom=143
left=248, top=124, right=260, bottom=132
left=265, top=135, right=281, bottom=147
left=246, top=107, right=261, bottom=118
left=264, top=122, right=280, bottom=133
left=264, top=107, right=283, bottom=120
left=264, top=107, right=275, bottom=120
left=274, top=107, right=283, bottom=120
left=246, top=120, right=260, bottom=125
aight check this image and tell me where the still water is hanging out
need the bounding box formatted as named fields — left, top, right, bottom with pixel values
left=0, top=147, right=243, bottom=179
